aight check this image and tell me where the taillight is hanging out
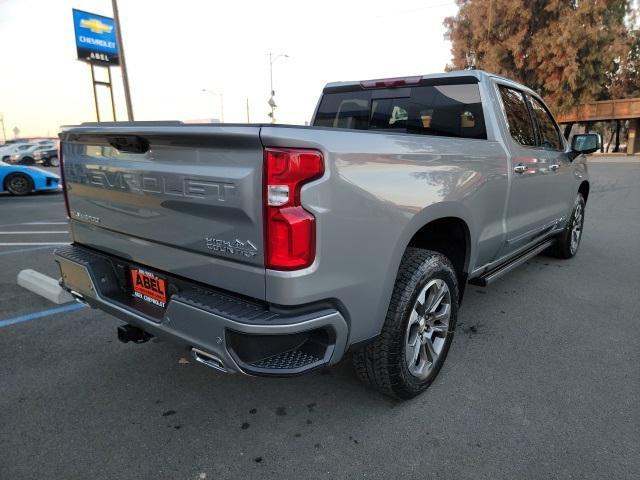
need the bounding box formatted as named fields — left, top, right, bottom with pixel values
left=264, top=147, right=324, bottom=270
left=59, top=142, right=71, bottom=218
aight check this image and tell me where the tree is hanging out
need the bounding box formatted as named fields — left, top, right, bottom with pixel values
left=444, top=0, right=638, bottom=113
left=610, top=27, right=640, bottom=98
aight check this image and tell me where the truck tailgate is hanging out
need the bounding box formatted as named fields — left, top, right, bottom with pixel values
left=60, top=124, right=266, bottom=299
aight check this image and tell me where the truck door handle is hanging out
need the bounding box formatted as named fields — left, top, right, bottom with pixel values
left=514, top=164, right=528, bottom=174
left=549, top=164, right=560, bottom=171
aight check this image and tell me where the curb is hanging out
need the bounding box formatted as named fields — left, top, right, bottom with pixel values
left=17, top=269, right=74, bottom=304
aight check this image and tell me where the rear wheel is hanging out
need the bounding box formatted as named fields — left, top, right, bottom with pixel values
left=19, top=156, right=35, bottom=165
left=352, top=248, right=458, bottom=399
left=5, top=173, right=33, bottom=195
left=48, top=156, right=59, bottom=167
left=548, top=193, right=585, bottom=259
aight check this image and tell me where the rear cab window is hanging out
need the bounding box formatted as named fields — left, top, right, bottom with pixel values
left=313, top=79, right=487, bottom=140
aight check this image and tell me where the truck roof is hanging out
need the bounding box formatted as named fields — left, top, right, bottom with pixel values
left=323, top=69, right=537, bottom=96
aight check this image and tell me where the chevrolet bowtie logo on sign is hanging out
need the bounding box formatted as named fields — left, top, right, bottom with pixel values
left=72, top=9, right=119, bottom=65
left=80, top=18, right=113, bottom=34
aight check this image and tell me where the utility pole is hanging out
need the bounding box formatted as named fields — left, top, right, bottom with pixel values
left=112, top=0, right=134, bottom=120
left=201, top=89, right=224, bottom=122
left=0, top=114, right=6, bottom=144
left=219, top=93, right=225, bottom=122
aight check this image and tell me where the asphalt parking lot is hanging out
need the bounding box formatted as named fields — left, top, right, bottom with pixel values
left=0, top=162, right=638, bottom=479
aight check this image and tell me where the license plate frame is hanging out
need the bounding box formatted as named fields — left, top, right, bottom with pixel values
left=130, top=268, right=168, bottom=308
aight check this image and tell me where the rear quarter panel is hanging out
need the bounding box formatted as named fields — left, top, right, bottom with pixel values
left=260, top=126, right=509, bottom=343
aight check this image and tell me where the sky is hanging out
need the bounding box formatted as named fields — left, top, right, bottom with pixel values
left=0, top=0, right=458, bottom=139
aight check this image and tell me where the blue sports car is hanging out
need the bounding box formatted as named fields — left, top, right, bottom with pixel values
left=0, top=160, right=61, bottom=195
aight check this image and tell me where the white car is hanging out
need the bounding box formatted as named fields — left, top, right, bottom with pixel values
left=4, top=144, right=53, bottom=165
left=0, top=143, right=37, bottom=163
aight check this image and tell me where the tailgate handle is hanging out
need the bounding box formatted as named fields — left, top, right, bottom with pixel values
left=107, top=135, right=150, bottom=154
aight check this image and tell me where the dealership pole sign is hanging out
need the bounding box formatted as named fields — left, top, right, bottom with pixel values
left=72, top=9, right=119, bottom=65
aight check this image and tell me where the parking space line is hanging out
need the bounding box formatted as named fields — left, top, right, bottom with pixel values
left=0, top=221, right=68, bottom=228
left=0, top=303, right=87, bottom=328
left=0, top=231, right=68, bottom=234
left=0, top=245, right=58, bottom=256
left=0, top=242, right=70, bottom=246
left=23, top=222, right=68, bottom=225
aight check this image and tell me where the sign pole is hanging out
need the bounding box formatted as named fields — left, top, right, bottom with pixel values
left=107, top=66, right=117, bottom=121
left=111, top=0, right=134, bottom=121
left=90, top=62, right=101, bottom=122
left=89, top=61, right=118, bottom=122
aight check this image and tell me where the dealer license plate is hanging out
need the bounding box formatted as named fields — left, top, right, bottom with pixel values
left=130, top=268, right=167, bottom=308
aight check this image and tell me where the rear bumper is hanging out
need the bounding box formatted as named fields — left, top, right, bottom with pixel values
left=54, top=244, right=348, bottom=376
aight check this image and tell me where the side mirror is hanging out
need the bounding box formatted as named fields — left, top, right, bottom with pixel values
left=569, top=133, right=600, bottom=160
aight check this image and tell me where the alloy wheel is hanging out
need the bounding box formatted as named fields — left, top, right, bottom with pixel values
left=404, top=278, right=451, bottom=379
left=570, top=203, right=583, bottom=254
left=8, top=175, right=31, bottom=195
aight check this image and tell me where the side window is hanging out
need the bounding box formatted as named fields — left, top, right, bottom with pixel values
left=528, top=96, right=563, bottom=150
left=498, top=86, right=536, bottom=147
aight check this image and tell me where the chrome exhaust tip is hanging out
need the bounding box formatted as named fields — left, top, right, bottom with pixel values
left=69, top=290, right=89, bottom=305
left=191, top=348, right=226, bottom=373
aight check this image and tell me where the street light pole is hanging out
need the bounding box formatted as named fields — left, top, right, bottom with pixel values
left=268, top=52, right=288, bottom=123
left=201, top=89, right=224, bottom=122
left=112, top=0, right=134, bottom=121
left=269, top=52, right=273, bottom=97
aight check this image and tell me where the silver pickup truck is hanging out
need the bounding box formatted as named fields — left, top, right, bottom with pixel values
left=55, top=70, right=598, bottom=398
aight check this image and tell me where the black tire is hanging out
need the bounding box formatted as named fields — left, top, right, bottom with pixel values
left=548, top=194, right=585, bottom=259
left=48, top=156, right=59, bottom=167
left=352, top=248, right=459, bottom=399
left=5, top=173, right=33, bottom=195
left=19, top=156, right=34, bottom=165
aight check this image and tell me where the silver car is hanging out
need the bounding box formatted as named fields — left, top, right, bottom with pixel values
left=6, top=143, right=54, bottom=165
